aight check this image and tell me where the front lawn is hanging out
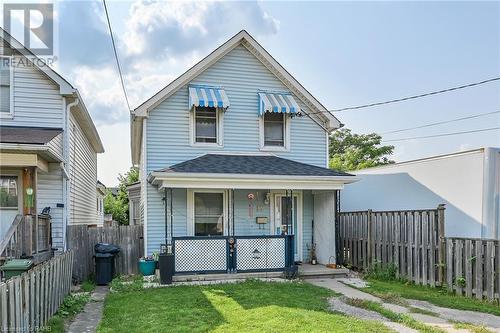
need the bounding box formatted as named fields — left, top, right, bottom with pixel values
left=98, top=280, right=390, bottom=333
left=363, top=279, right=500, bottom=316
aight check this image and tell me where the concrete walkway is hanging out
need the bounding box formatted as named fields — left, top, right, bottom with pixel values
left=307, top=278, right=497, bottom=333
left=67, top=286, right=109, bottom=333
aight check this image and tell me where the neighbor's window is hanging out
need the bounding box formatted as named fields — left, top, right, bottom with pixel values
left=0, top=176, right=18, bottom=209
left=195, top=106, right=217, bottom=143
left=264, top=112, right=285, bottom=147
left=194, top=192, right=223, bottom=236
left=0, top=57, right=11, bottom=115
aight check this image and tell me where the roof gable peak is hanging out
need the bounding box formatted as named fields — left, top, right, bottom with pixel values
left=132, top=30, right=340, bottom=129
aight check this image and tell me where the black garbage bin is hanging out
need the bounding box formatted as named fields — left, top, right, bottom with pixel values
left=94, top=243, right=120, bottom=285
left=159, top=253, right=174, bottom=285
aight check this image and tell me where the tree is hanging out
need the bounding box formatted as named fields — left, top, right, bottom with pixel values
left=104, top=167, right=139, bottom=225
left=329, top=128, right=395, bottom=171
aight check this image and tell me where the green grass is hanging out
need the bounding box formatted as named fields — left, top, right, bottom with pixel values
left=97, top=280, right=391, bottom=333
left=408, top=307, right=437, bottom=317
left=346, top=298, right=445, bottom=333
left=453, top=322, right=493, bottom=333
left=363, top=279, right=500, bottom=316
left=43, top=293, right=90, bottom=333
left=81, top=279, right=96, bottom=293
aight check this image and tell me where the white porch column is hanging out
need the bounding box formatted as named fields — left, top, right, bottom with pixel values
left=313, top=191, right=336, bottom=265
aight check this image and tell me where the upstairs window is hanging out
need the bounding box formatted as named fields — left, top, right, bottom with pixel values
left=263, top=112, right=285, bottom=147
left=0, top=57, right=12, bottom=116
left=194, top=106, right=218, bottom=143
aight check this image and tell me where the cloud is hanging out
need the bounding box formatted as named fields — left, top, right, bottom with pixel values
left=61, top=0, right=279, bottom=125
left=122, top=1, right=279, bottom=62
left=58, top=1, right=111, bottom=67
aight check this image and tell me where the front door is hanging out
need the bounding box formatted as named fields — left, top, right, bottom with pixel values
left=273, top=192, right=302, bottom=262
left=0, top=173, right=22, bottom=240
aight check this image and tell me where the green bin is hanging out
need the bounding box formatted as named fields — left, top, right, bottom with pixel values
left=1, top=259, right=33, bottom=280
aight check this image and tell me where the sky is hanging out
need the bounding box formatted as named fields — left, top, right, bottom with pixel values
left=3, top=1, right=500, bottom=186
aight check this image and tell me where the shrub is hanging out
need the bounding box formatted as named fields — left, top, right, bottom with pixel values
left=364, top=261, right=398, bottom=281
left=110, top=275, right=144, bottom=293
left=81, top=279, right=96, bottom=293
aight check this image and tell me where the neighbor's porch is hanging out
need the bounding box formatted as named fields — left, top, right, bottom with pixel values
left=0, top=162, right=53, bottom=265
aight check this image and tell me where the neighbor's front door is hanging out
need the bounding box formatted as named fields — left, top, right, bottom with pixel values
left=273, top=193, right=302, bottom=262
left=0, top=174, right=22, bottom=240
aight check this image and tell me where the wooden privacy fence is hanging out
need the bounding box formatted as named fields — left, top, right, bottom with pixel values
left=0, top=251, right=74, bottom=331
left=338, top=206, right=500, bottom=301
left=446, top=238, right=500, bottom=300
left=67, top=225, right=144, bottom=282
left=338, top=206, right=446, bottom=286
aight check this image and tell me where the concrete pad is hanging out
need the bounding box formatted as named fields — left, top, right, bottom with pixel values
left=408, top=313, right=468, bottom=333
left=407, top=299, right=500, bottom=330
left=337, top=277, right=370, bottom=288
left=67, top=286, right=109, bottom=333
left=382, top=302, right=410, bottom=314
left=328, top=298, right=417, bottom=333
left=307, top=278, right=381, bottom=302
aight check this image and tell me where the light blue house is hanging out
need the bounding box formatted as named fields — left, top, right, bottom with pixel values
left=131, top=31, right=357, bottom=273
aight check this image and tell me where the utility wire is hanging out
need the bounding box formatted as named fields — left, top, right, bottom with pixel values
left=382, top=127, right=500, bottom=143
left=103, top=0, right=131, bottom=112
left=381, top=110, right=500, bottom=134
left=315, top=77, right=500, bottom=114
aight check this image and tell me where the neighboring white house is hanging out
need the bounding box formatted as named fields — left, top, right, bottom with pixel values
left=97, top=181, right=106, bottom=226
left=126, top=181, right=141, bottom=225
left=0, top=28, right=104, bottom=256
left=342, top=148, right=500, bottom=239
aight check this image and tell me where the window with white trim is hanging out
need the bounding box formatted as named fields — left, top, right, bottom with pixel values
left=194, top=192, right=224, bottom=236
left=194, top=107, right=219, bottom=143
left=0, top=57, right=12, bottom=116
left=264, top=112, right=285, bottom=146
left=260, top=112, right=290, bottom=151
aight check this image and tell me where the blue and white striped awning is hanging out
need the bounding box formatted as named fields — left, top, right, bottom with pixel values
left=189, top=86, right=230, bottom=110
left=258, top=92, right=300, bottom=116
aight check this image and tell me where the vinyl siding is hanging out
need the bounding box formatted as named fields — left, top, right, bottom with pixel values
left=68, top=112, right=97, bottom=224
left=233, top=190, right=270, bottom=236
left=145, top=44, right=328, bottom=255
left=146, top=45, right=327, bottom=171
left=37, top=163, right=64, bottom=250
left=1, top=54, right=63, bottom=128
left=47, top=132, right=64, bottom=158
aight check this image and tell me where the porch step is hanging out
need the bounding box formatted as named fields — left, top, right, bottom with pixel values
left=298, top=264, right=350, bottom=279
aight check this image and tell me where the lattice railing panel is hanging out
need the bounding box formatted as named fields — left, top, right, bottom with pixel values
left=236, top=237, right=286, bottom=271
left=174, top=238, right=227, bottom=273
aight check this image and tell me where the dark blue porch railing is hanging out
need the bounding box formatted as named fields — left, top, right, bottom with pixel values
left=172, top=235, right=295, bottom=275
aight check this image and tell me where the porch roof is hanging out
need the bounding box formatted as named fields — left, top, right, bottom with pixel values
left=149, top=154, right=358, bottom=190
left=0, top=126, right=62, bottom=145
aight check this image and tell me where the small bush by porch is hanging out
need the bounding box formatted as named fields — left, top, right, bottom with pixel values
left=98, top=280, right=390, bottom=333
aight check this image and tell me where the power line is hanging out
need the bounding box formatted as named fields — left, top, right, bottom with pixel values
left=102, top=0, right=131, bottom=112
left=318, top=77, right=500, bottom=113
left=382, top=127, right=500, bottom=143
left=381, top=110, right=500, bottom=134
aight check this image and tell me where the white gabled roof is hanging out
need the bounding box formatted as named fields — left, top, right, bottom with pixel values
left=0, top=28, right=74, bottom=95
left=1, top=28, right=104, bottom=154
left=131, top=30, right=341, bottom=165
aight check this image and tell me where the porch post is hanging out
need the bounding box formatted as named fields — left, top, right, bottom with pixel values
left=163, top=188, right=168, bottom=245
left=231, top=189, right=235, bottom=236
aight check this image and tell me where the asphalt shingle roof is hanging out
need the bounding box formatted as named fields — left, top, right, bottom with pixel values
left=157, top=154, right=353, bottom=177
left=0, top=126, right=63, bottom=145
